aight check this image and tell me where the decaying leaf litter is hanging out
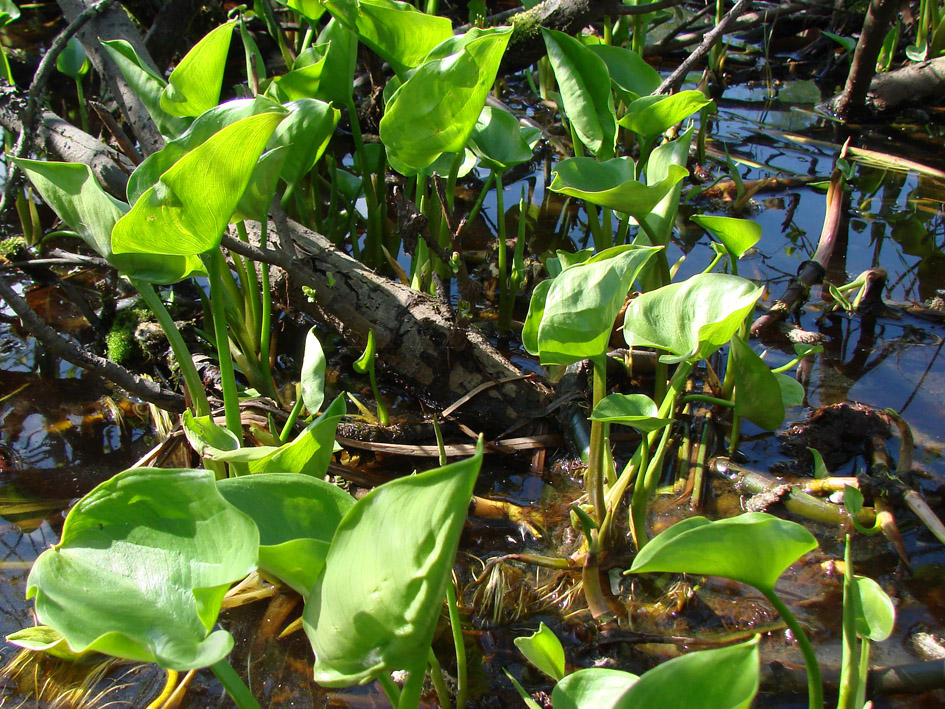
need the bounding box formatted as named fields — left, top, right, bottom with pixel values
left=0, top=0, right=945, bottom=706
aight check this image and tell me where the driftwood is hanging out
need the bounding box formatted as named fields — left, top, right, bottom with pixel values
left=864, top=55, right=945, bottom=113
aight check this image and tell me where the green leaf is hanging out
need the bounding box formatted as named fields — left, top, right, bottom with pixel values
left=618, top=91, right=713, bottom=145
left=352, top=329, right=376, bottom=374
left=587, top=44, right=660, bottom=102
left=854, top=576, right=895, bottom=642
left=513, top=622, right=566, bottom=681
left=315, top=19, right=357, bottom=105
left=468, top=106, right=534, bottom=172
left=807, top=447, right=828, bottom=479
left=617, top=637, right=760, bottom=708
left=6, top=626, right=88, bottom=661
left=776, top=373, right=805, bottom=409
left=232, top=147, right=287, bottom=222
left=628, top=512, right=818, bottom=594
left=249, top=395, right=346, bottom=477
left=218, top=473, right=354, bottom=595
left=534, top=245, right=661, bottom=365
left=161, top=21, right=235, bottom=117
left=272, top=98, right=340, bottom=188
left=113, top=112, right=284, bottom=257
left=380, top=27, right=512, bottom=173
left=552, top=668, right=638, bottom=709
left=640, top=128, right=693, bottom=246
left=101, top=40, right=192, bottom=137
left=13, top=159, right=204, bottom=284
left=56, top=37, right=89, bottom=79
left=181, top=410, right=241, bottom=458
left=304, top=440, right=483, bottom=686
left=550, top=158, right=688, bottom=222
left=503, top=669, right=543, bottom=709
left=542, top=29, right=616, bottom=159
left=324, top=0, right=452, bottom=77
left=522, top=278, right=552, bottom=357
left=691, top=215, right=762, bottom=259
left=0, top=0, right=20, bottom=26
left=278, top=0, right=325, bottom=22
left=301, top=326, right=327, bottom=414
left=731, top=336, right=785, bottom=431
left=26, top=468, right=258, bottom=670
left=266, top=45, right=327, bottom=101
left=589, top=393, right=671, bottom=432
left=622, top=273, right=763, bottom=364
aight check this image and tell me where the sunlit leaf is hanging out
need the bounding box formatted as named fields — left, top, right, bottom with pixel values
left=513, top=622, right=565, bottom=681
left=691, top=215, right=762, bottom=259
left=854, top=576, right=895, bottom=642
left=315, top=19, right=357, bottom=105
left=218, top=474, right=354, bottom=595
left=808, top=447, right=828, bottom=479
left=267, top=45, right=327, bottom=101
left=301, top=326, right=327, bottom=414
left=731, top=336, right=785, bottom=431
left=640, top=128, right=693, bottom=246
left=468, top=106, right=534, bottom=172
left=589, top=393, right=671, bottom=432
left=552, top=668, right=638, bottom=709
left=542, top=29, right=616, bottom=159
left=249, top=395, right=346, bottom=477
left=273, top=98, right=340, bottom=187
left=522, top=278, right=552, bottom=357
left=56, top=38, right=89, bottom=79
left=0, top=0, right=20, bottom=26
left=27, top=468, right=258, bottom=670
left=277, top=0, right=325, bottom=22
left=113, top=112, right=284, bottom=257
left=161, top=21, right=235, bottom=117
left=6, top=626, right=88, bottom=661
left=587, top=44, right=660, bottom=102
left=622, top=273, right=763, bottom=364
left=305, top=441, right=483, bottom=685
left=618, top=90, right=713, bottom=145
left=628, top=512, right=818, bottom=593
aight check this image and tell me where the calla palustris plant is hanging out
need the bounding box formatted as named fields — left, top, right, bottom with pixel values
left=161, top=20, right=235, bottom=118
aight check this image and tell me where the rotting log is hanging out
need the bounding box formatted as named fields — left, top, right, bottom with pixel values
left=863, top=56, right=945, bottom=114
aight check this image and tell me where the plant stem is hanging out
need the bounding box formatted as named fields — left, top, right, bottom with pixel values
left=131, top=279, right=210, bottom=417
left=210, top=658, right=261, bottom=709
left=279, top=390, right=305, bottom=443
left=427, top=649, right=452, bottom=709
left=494, top=169, right=511, bottom=330
left=377, top=674, right=401, bottom=706
left=762, top=588, right=823, bottom=709
left=398, top=664, right=425, bottom=709
left=587, top=355, right=607, bottom=524
left=446, top=580, right=467, bottom=709
left=837, top=535, right=859, bottom=709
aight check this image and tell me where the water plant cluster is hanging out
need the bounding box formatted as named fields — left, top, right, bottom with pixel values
left=1, top=0, right=931, bottom=706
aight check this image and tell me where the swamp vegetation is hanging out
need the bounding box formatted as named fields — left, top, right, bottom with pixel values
left=2, top=0, right=945, bottom=706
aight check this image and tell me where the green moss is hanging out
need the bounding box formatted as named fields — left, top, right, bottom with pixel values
left=0, top=236, right=26, bottom=256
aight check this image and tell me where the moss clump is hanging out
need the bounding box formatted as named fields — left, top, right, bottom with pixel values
left=0, top=236, right=26, bottom=256
left=105, top=317, right=136, bottom=365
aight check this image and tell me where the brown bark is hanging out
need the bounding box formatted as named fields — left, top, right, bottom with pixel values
left=866, top=55, right=945, bottom=112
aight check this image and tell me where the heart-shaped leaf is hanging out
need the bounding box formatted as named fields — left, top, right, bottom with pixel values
left=542, top=29, right=616, bottom=159
left=628, top=512, right=818, bottom=593
left=56, top=38, right=89, bottom=79
left=731, top=336, right=785, bottom=431
left=272, top=98, right=340, bottom=187
left=622, top=273, right=763, bottom=364
left=618, top=91, right=714, bottom=145
left=315, top=19, right=357, bottom=105
left=589, top=393, right=671, bottom=432
left=304, top=440, right=483, bottom=686
left=266, top=45, right=327, bottom=102
left=552, top=668, right=638, bottom=709
left=587, top=44, right=660, bottom=102
left=161, top=21, right=235, bottom=117
left=641, top=128, right=692, bottom=246
left=27, top=468, right=258, bottom=670
left=218, top=474, right=354, bottom=595
left=301, top=326, right=327, bottom=414
left=513, top=622, right=565, bottom=681
left=691, top=215, right=762, bottom=260
left=249, top=395, right=346, bottom=477
left=468, top=106, right=534, bottom=172
left=854, top=576, right=895, bottom=642
left=113, top=112, right=284, bottom=257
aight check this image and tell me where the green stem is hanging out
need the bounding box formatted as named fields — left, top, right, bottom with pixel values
left=345, top=96, right=382, bottom=266
left=131, top=279, right=210, bottom=417
left=762, top=588, right=823, bottom=709
left=446, top=581, right=467, bottom=709
left=279, top=390, right=305, bottom=443
left=427, top=651, right=451, bottom=709
left=494, top=169, right=511, bottom=330
left=368, top=367, right=389, bottom=426
left=74, top=77, right=88, bottom=133
left=837, top=536, right=858, bottom=709
left=398, top=664, right=425, bottom=709
left=586, top=355, right=608, bottom=525
left=467, top=172, right=495, bottom=228
left=679, top=394, right=735, bottom=408
left=210, top=658, right=261, bottom=709
left=377, top=674, right=401, bottom=706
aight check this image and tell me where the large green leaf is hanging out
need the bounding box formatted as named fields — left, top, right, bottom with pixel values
left=101, top=40, right=191, bottom=137
left=640, top=127, right=693, bottom=246
left=26, top=468, right=258, bottom=670
left=587, top=44, right=660, bottom=102
left=549, top=158, right=688, bottom=221
left=692, top=215, right=762, bottom=260
left=278, top=0, right=326, bottom=22
left=249, top=395, right=346, bottom=477
left=14, top=159, right=204, bottom=284
left=552, top=668, right=638, bottom=709
left=854, top=576, right=895, bottom=642
left=617, top=638, right=760, bottom=708
left=467, top=106, right=534, bottom=172
left=218, top=474, right=354, bottom=595
left=301, top=325, right=327, bottom=414
left=266, top=45, right=327, bottom=102
left=315, top=19, right=357, bottom=105
left=531, top=245, right=661, bottom=365
left=542, top=29, right=616, bottom=159
left=161, top=21, right=235, bottom=118
left=618, top=90, right=714, bottom=145
left=113, top=112, right=284, bottom=257
left=589, top=393, right=671, bottom=432
left=513, top=622, right=565, bottom=681
left=521, top=277, right=552, bottom=357
left=56, top=38, right=89, bottom=80
left=324, top=0, right=452, bottom=77
left=380, top=27, right=511, bottom=173
left=628, top=512, right=818, bottom=593
left=622, top=273, right=763, bottom=364
left=273, top=98, right=340, bottom=187
left=731, top=336, right=785, bottom=431
left=304, top=441, right=483, bottom=686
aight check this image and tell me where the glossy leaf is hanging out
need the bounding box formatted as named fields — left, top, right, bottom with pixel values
left=161, top=21, right=235, bottom=117
left=101, top=40, right=191, bottom=137
left=267, top=45, right=327, bottom=101
left=27, top=468, right=258, bottom=670
left=218, top=474, right=354, bottom=595
left=618, top=638, right=760, bottom=708
left=629, top=512, right=818, bottom=593
left=380, top=27, right=512, bottom=172
left=521, top=278, right=552, bottom=357
left=279, top=0, right=325, bottom=22
left=13, top=159, right=204, bottom=284
left=468, top=106, right=534, bottom=172
left=6, top=626, right=88, bottom=661
left=552, top=668, right=638, bottom=709
left=587, top=44, right=660, bottom=102
left=777, top=373, right=805, bottom=409
left=731, top=336, right=785, bottom=431
left=304, top=440, right=483, bottom=686
left=550, top=158, right=688, bottom=221
left=232, top=147, right=287, bottom=222
left=315, top=19, right=357, bottom=105
left=0, top=0, right=20, bottom=26
left=273, top=98, right=340, bottom=187
left=692, top=215, right=762, bottom=259
left=542, top=29, right=616, bottom=159
left=249, top=395, right=346, bottom=477
left=854, top=576, right=895, bottom=642
left=301, top=325, right=327, bottom=414
left=530, top=245, right=661, bottom=365
left=513, top=622, right=565, bottom=681
left=113, top=112, right=284, bottom=257
left=618, top=90, right=714, bottom=145
left=622, top=273, right=763, bottom=364
left=589, top=393, right=671, bottom=432
left=325, top=0, right=451, bottom=77
left=640, top=127, right=693, bottom=246
left=56, top=38, right=89, bottom=79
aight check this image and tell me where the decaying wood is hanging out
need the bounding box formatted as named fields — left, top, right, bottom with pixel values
left=864, top=56, right=945, bottom=113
